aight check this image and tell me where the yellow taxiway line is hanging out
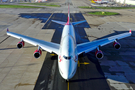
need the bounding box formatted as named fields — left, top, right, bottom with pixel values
left=67, top=81, right=69, bottom=90
left=78, top=61, right=90, bottom=67
left=50, top=53, right=57, bottom=56
left=67, top=61, right=90, bottom=90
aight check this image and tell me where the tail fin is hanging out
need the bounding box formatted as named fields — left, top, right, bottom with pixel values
left=52, top=4, right=86, bottom=25
left=66, top=4, right=86, bottom=25
left=51, top=4, right=70, bottom=25
left=66, top=4, right=70, bottom=24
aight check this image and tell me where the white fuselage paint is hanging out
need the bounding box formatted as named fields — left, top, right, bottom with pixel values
left=58, top=24, right=78, bottom=80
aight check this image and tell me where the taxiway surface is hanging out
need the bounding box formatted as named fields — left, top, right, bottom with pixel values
left=0, top=0, right=135, bottom=90
left=32, top=13, right=110, bottom=90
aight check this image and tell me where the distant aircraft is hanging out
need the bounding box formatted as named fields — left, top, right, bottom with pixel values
left=7, top=4, right=131, bottom=81
left=35, top=0, right=47, bottom=2
left=94, top=0, right=108, bottom=4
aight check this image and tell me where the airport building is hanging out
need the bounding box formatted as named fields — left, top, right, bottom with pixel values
left=115, top=0, right=135, bottom=5
left=93, top=0, right=135, bottom=5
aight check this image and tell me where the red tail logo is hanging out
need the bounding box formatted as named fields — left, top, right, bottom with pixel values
left=66, top=4, right=70, bottom=25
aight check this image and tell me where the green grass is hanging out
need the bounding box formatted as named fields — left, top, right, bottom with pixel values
left=79, top=6, right=135, bottom=9
left=88, top=11, right=119, bottom=16
left=0, top=5, right=42, bottom=8
left=19, top=3, right=60, bottom=7
left=96, top=6, right=135, bottom=9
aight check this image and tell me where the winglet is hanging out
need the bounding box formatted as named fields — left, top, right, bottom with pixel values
left=7, top=28, right=9, bottom=32
left=129, top=29, right=132, bottom=33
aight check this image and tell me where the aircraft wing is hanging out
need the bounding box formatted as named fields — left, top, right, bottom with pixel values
left=77, top=31, right=131, bottom=55
left=52, top=20, right=66, bottom=25
left=72, top=20, right=86, bottom=25
left=7, top=31, right=60, bottom=54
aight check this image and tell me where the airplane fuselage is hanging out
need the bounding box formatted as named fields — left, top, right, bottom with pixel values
left=58, top=24, right=78, bottom=80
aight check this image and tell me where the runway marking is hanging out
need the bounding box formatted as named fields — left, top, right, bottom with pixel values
left=67, top=81, right=69, bottom=90
left=44, top=13, right=54, bottom=25
left=47, top=60, right=57, bottom=90
left=36, top=8, right=41, bottom=11
left=40, top=80, right=45, bottom=85
left=78, top=61, right=90, bottom=67
left=50, top=53, right=57, bottom=56
left=70, top=18, right=72, bottom=21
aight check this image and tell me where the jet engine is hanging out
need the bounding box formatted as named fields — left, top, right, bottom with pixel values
left=95, top=50, right=104, bottom=59
left=34, top=49, right=42, bottom=58
left=113, top=41, right=121, bottom=50
left=17, top=41, right=25, bottom=49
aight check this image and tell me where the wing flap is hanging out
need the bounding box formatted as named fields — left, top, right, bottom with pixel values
left=77, top=31, right=131, bottom=55
left=108, top=32, right=131, bottom=41
left=7, top=31, right=60, bottom=54
left=77, top=38, right=112, bottom=55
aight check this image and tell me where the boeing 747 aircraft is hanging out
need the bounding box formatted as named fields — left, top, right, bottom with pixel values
left=7, top=5, right=131, bottom=81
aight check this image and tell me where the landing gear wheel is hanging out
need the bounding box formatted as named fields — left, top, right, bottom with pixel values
left=66, top=79, right=69, bottom=82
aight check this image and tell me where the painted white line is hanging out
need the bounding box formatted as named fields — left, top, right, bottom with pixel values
left=44, top=13, right=54, bottom=25
left=47, top=60, right=57, bottom=90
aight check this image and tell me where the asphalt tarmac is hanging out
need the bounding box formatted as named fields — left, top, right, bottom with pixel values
left=0, top=1, right=135, bottom=90
left=19, top=13, right=110, bottom=90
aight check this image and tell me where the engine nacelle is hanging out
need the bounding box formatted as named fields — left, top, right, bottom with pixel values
left=95, top=50, right=104, bottom=59
left=17, top=41, right=25, bottom=49
left=34, top=49, right=42, bottom=58
left=113, top=41, right=121, bottom=50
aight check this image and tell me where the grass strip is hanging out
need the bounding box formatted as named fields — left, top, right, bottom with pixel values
left=0, top=5, right=42, bottom=8
left=19, top=3, right=60, bottom=7
left=79, top=6, right=135, bottom=9
left=88, top=11, right=119, bottom=16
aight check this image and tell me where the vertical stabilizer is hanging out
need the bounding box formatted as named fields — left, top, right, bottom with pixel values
left=66, top=4, right=70, bottom=25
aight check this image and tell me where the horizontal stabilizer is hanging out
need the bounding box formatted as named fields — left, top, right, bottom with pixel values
left=72, top=20, right=86, bottom=25
left=52, top=20, right=66, bottom=25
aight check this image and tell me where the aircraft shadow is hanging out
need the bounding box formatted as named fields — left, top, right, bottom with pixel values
left=71, top=30, right=135, bottom=84
left=69, top=77, right=106, bottom=82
